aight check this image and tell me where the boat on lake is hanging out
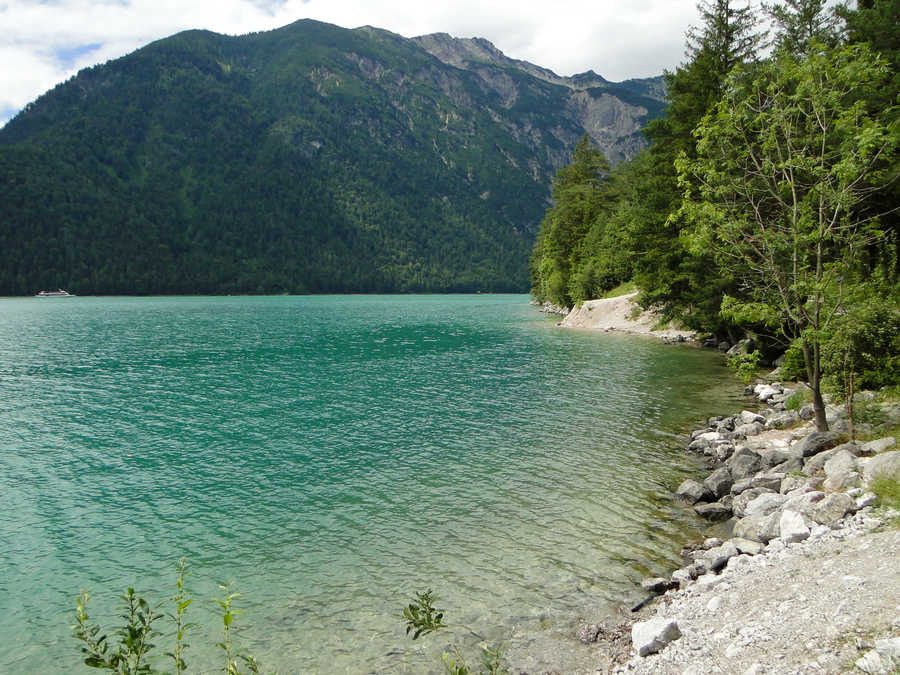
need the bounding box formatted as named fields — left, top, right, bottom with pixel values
left=34, top=289, right=74, bottom=297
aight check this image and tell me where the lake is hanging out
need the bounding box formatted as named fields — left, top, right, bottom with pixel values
left=0, top=294, right=743, bottom=673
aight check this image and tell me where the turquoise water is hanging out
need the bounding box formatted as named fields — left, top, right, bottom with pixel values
left=0, top=295, right=742, bottom=673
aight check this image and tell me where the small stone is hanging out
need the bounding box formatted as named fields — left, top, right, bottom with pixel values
left=702, top=537, right=724, bottom=549
left=707, top=596, right=722, bottom=612
left=641, top=577, right=672, bottom=595
left=730, top=537, right=764, bottom=556
left=856, top=492, right=878, bottom=509
left=632, top=618, right=682, bottom=656
left=578, top=623, right=601, bottom=643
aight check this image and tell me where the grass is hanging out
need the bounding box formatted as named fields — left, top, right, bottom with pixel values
left=601, top=281, right=637, bottom=299
left=784, top=388, right=813, bottom=411
left=870, top=476, right=900, bottom=511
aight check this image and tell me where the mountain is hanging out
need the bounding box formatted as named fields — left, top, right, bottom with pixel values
left=0, top=19, right=665, bottom=295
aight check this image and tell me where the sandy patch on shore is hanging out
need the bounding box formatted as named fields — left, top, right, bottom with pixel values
left=559, top=292, right=696, bottom=341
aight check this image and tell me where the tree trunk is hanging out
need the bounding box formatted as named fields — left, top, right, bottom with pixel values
left=802, top=336, right=829, bottom=432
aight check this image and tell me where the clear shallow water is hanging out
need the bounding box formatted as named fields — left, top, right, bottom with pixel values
left=0, top=295, right=742, bottom=673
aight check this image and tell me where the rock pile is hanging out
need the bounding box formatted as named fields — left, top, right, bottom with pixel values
left=622, top=382, right=900, bottom=672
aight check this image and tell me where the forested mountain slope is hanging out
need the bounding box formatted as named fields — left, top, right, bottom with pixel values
left=0, top=19, right=664, bottom=295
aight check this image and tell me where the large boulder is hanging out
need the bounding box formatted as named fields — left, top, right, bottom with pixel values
left=809, top=492, right=856, bottom=526
left=740, top=410, right=766, bottom=425
left=803, top=444, right=852, bottom=476
left=675, top=479, right=712, bottom=505
left=733, top=487, right=775, bottom=518
left=859, top=437, right=896, bottom=456
left=754, top=383, right=782, bottom=401
left=733, top=510, right=781, bottom=543
left=632, top=618, right=682, bottom=656
left=703, top=466, right=734, bottom=498
left=822, top=450, right=861, bottom=491
left=702, top=540, right=739, bottom=572
left=861, top=450, right=900, bottom=483
left=694, top=501, right=732, bottom=521
left=728, top=446, right=762, bottom=480
left=766, top=410, right=800, bottom=429
left=743, top=492, right=788, bottom=518
left=792, top=431, right=842, bottom=458
left=733, top=422, right=764, bottom=439
left=751, top=471, right=785, bottom=492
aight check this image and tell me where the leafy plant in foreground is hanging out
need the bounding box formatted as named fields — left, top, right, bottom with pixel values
left=73, top=560, right=266, bottom=674
left=402, top=589, right=509, bottom=674
left=402, top=589, right=446, bottom=639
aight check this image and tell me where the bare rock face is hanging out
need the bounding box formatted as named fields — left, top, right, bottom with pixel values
left=412, top=33, right=666, bottom=165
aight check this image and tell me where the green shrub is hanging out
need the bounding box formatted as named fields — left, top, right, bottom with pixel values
left=784, top=388, right=812, bottom=411
left=403, top=590, right=508, bottom=675
left=72, top=560, right=264, bottom=674
left=779, top=340, right=807, bottom=382
left=727, top=350, right=761, bottom=383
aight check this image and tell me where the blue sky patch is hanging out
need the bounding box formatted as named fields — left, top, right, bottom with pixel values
left=54, top=43, right=103, bottom=68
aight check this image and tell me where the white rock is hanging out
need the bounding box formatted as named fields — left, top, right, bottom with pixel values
left=860, top=437, right=896, bottom=455
left=707, top=596, right=722, bottom=612
left=861, top=450, right=900, bottom=482
left=744, top=492, right=788, bottom=517
left=856, top=650, right=889, bottom=675
left=876, top=636, right=900, bottom=661
left=632, top=617, right=682, bottom=656
left=741, top=410, right=766, bottom=424
left=780, top=510, right=811, bottom=543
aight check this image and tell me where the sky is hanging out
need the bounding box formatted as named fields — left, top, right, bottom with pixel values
left=0, top=0, right=709, bottom=127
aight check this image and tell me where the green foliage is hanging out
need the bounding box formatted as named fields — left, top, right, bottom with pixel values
left=72, top=561, right=265, bottom=674
left=675, top=41, right=898, bottom=429
left=784, top=388, right=812, bottom=411
left=0, top=21, right=668, bottom=296
left=823, top=295, right=900, bottom=400
left=403, top=590, right=508, bottom=674
left=530, top=136, right=611, bottom=307
left=727, top=349, right=762, bottom=383
left=402, top=589, right=447, bottom=640
left=763, top=0, right=840, bottom=53
left=780, top=341, right=808, bottom=383
left=72, top=588, right=161, bottom=674
left=442, top=644, right=507, bottom=675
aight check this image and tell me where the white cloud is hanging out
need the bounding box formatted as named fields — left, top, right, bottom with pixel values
left=0, top=0, right=703, bottom=126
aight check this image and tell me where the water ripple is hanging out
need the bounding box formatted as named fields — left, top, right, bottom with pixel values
left=0, top=295, right=742, bottom=673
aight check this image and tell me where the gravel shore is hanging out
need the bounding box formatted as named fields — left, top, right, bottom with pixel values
left=617, top=511, right=899, bottom=675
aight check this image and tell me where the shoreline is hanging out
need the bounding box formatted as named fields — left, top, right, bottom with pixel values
left=546, top=293, right=697, bottom=342
left=583, top=382, right=900, bottom=674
